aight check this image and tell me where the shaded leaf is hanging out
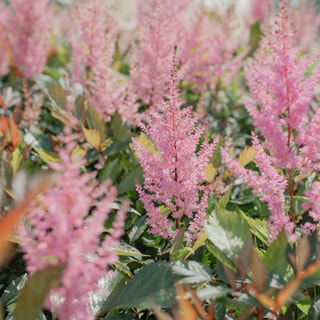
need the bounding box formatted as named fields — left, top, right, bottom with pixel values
left=86, top=104, right=107, bottom=141
left=98, top=262, right=180, bottom=313
left=46, top=83, right=66, bottom=110
left=128, top=215, right=148, bottom=243
left=309, top=299, right=320, bottom=320
left=263, top=230, right=288, bottom=278
left=13, top=264, right=65, bottom=320
left=113, top=242, right=149, bottom=260
left=116, top=166, right=143, bottom=195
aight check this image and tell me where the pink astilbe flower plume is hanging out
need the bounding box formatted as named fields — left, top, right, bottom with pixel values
left=130, top=0, right=190, bottom=107
left=132, top=49, right=219, bottom=244
left=4, top=0, right=53, bottom=78
left=70, top=0, right=138, bottom=124
left=223, top=0, right=320, bottom=243
left=19, top=126, right=127, bottom=320
left=244, top=0, right=320, bottom=169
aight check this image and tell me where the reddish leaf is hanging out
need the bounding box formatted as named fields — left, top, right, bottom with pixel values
left=9, top=114, right=21, bottom=149
left=0, top=115, right=9, bottom=134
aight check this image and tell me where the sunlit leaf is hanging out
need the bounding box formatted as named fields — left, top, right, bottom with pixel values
left=82, top=127, right=101, bottom=149
left=238, top=146, right=256, bottom=167
left=11, top=148, right=22, bottom=176
left=205, top=163, right=217, bottom=182
left=33, top=146, right=60, bottom=163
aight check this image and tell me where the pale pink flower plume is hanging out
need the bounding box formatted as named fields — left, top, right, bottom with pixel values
left=19, top=127, right=127, bottom=320
left=130, top=0, right=191, bottom=107
left=221, top=133, right=298, bottom=243
left=4, top=0, right=52, bottom=78
left=132, top=51, right=219, bottom=245
left=70, top=0, right=138, bottom=124
left=244, top=0, right=320, bottom=169
left=180, top=9, right=249, bottom=93
left=251, top=0, right=272, bottom=21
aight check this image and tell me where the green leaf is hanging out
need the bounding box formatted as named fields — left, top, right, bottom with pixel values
left=206, top=242, right=237, bottom=273
left=111, top=113, right=131, bottom=142
left=86, top=105, right=107, bottom=142
left=104, top=142, right=130, bottom=156
left=171, top=247, right=194, bottom=262
left=128, top=215, right=148, bottom=243
left=113, top=242, right=149, bottom=260
left=46, top=83, right=66, bottom=110
left=98, top=262, right=180, bottom=313
left=218, top=189, right=232, bottom=209
left=205, top=209, right=251, bottom=259
left=99, top=159, right=120, bottom=183
left=74, top=95, right=86, bottom=124
left=171, top=261, right=211, bottom=284
left=13, top=265, right=65, bottom=320
left=309, top=299, right=320, bottom=320
left=116, top=166, right=143, bottom=195
left=33, top=146, right=60, bottom=164
left=240, top=211, right=269, bottom=246
left=170, top=225, right=185, bottom=255
left=197, top=285, right=231, bottom=301
left=134, top=133, right=157, bottom=155
left=262, top=230, right=288, bottom=278
left=11, top=148, right=22, bottom=176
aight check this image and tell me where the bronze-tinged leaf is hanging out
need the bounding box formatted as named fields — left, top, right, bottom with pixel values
left=150, top=301, right=173, bottom=320
left=174, top=284, right=198, bottom=320
left=249, top=247, right=267, bottom=292
left=296, top=236, right=311, bottom=271
left=223, top=264, right=237, bottom=291
left=188, top=286, right=213, bottom=320
left=0, top=174, right=57, bottom=267
left=275, top=276, right=302, bottom=308
left=0, top=115, right=9, bottom=134
left=82, top=127, right=101, bottom=150
left=0, top=94, right=4, bottom=109
left=9, top=114, right=21, bottom=149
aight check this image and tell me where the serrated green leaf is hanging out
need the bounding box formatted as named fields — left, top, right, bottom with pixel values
left=128, top=215, right=148, bottom=243
left=98, top=262, right=180, bottom=313
left=113, top=242, right=149, bottom=260
left=205, top=209, right=251, bottom=259
left=116, top=166, right=143, bottom=195
left=82, top=127, right=101, bottom=149
left=111, top=113, right=131, bottom=142
left=46, top=83, right=66, bottom=110
left=197, top=285, right=231, bottom=301
left=172, top=261, right=211, bottom=283
left=33, top=146, right=60, bottom=163
left=240, top=211, right=269, bottom=246
left=74, top=95, right=86, bottom=124
left=206, top=242, right=237, bottom=273
left=104, top=141, right=130, bottom=156
left=263, top=230, right=288, bottom=278
left=171, top=247, right=194, bottom=262
left=99, top=159, right=120, bottom=183
left=218, top=189, right=232, bottom=209
left=13, top=265, right=65, bottom=320
left=309, top=299, right=320, bottom=320
left=86, top=105, right=107, bottom=142
left=11, top=148, right=22, bottom=176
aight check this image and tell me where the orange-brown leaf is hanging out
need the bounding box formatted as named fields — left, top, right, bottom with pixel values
left=0, top=115, right=9, bottom=134
left=9, top=114, right=20, bottom=149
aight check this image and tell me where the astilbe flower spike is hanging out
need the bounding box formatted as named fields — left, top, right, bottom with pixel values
left=4, top=0, right=52, bottom=78
left=19, top=126, right=127, bottom=320
left=223, top=0, right=320, bottom=243
left=132, top=50, right=219, bottom=245
left=70, top=0, right=137, bottom=124
left=130, top=0, right=190, bottom=107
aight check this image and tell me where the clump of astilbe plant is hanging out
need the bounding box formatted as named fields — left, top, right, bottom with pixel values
left=3, top=0, right=52, bottom=79
left=132, top=50, right=219, bottom=245
left=130, top=0, right=191, bottom=107
left=18, top=126, right=127, bottom=320
left=70, top=0, right=137, bottom=124
left=222, top=0, right=320, bottom=243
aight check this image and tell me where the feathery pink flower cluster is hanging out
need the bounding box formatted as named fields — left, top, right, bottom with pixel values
left=4, top=0, right=52, bottom=78
left=244, top=1, right=320, bottom=170
left=132, top=53, right=219, bottom=244
left=223, top=1, right=320, bottom=243
left=130, top=0, right=190, bottom=106
left=221, top=134, right=298, bottom=243
left=19, top=127, right=127, bottom=320
left=302, top=181, right=320, bottom=234
left=70, top=0, right=137, bottom=124
left=181, top=10, right=248, bottom=92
